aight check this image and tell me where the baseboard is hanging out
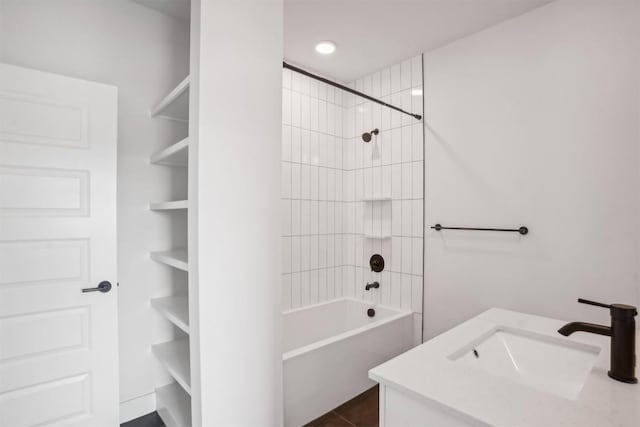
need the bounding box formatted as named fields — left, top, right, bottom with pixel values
left=120, top=392, right=156, bottom=424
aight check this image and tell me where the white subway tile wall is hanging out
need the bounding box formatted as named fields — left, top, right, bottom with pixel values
left=282, top=55, right=424, bottom=321
left=282, top=66, right=346, bottom=309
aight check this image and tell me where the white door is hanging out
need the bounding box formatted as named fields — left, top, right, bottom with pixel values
left=0, top=63, right=118, bottom=427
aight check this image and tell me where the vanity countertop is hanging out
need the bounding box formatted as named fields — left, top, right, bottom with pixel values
left=369, top=308, right=640, bottom=427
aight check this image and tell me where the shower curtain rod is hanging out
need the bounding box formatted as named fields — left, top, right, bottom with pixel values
left=282, top=62, right=422, bottom=121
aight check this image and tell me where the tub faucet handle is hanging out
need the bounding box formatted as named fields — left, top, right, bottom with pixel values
left=365, top=281, right=380, bottom=291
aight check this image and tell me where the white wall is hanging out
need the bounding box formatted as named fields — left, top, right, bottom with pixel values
left=190, top=0, right=283, bottom=425
left=0, top=0, right=190, bottom=416
left=423, top=0, right=640, bottom=338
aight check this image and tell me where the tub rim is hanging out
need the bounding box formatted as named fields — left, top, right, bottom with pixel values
left=282, top=297, right=412, bottom=361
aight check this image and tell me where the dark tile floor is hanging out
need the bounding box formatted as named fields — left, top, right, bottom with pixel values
left=120, top=385, right=378, bottom=427
left=305, top=385, right=379, bottom=427
left=121, top=411, right=164, bottom=427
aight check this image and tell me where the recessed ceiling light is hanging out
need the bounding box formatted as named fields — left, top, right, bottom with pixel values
left=315, top=41, right=336, bottom=55
left=411, top=88, right=423, bottom=96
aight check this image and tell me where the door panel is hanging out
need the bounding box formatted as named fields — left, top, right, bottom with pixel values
left=0, top=63, right=118, bottom=427
left=0, top=373, right=91, bottom=427
left=0, top=166, right=89, bottom=216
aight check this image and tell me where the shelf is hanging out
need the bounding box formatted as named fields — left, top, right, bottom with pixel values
left=151, top=249, right=188, bottom=271
left=363, top=233, right=392, bottom=239
left=151, top=76, right=190, bottom=121
left=151, top=296, right=189, bottom=333
left=361, top=196, right=392, bottom=202
left=150, top=75, right=191, bottom=427
left=156, top=382, right=191, bottom=427
left=150, top=200, right=188, bottom=211
left=153, top=340, right=191, bottom=394
left=150, top=137, right=188, bottom=167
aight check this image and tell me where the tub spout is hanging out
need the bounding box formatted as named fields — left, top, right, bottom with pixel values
left=365, top=281, right=380, bottom=291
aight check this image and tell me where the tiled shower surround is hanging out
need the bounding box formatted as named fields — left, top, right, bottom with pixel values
left=281, top=55, right=424, bottom=336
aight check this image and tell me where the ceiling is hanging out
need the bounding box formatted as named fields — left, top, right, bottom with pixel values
left=286, top=0, right=552, bottom=81
left=132, top=0, right=190, bottom=21
left=132, top=0, right=552, bottom=81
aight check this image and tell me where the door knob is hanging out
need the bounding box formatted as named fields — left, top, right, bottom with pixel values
left=82, top=281, right=112, bottom=293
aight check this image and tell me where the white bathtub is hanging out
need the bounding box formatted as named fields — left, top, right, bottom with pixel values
left=283, top=298, right=414, bottom=426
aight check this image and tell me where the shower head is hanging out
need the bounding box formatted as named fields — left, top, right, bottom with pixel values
left=362, top=128, right=379, bottom=143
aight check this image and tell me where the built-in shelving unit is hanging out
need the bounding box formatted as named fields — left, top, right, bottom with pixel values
left=150, top=249, right=188, bottom=271
left=151, top=296, right=189, bottom=333
left=151, top=76, right=190, bottom=121
left=150, top=200, right=188, bottom=211
left=156, top=383, right=191, bottom=427
left=149, top=75, right=192, bottom=427
left=150, top=137, right=189, bottom=167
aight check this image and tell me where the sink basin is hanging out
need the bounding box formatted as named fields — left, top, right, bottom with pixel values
left=449, top=327, right=601, bottom=400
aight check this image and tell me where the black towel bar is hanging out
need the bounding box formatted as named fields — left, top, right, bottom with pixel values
left=431, top=224, right=529, bottom=235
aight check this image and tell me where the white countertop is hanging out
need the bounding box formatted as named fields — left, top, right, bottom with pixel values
left=369, top=308, right=640, bottom=427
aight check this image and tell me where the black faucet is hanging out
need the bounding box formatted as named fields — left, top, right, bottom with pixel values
left=365, top=281, right=379, bottom=291
left=558, top=298, right=637, bottom=384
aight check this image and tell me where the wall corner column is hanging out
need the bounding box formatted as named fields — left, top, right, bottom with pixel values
left=189, top=0, right=284, bottom=425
